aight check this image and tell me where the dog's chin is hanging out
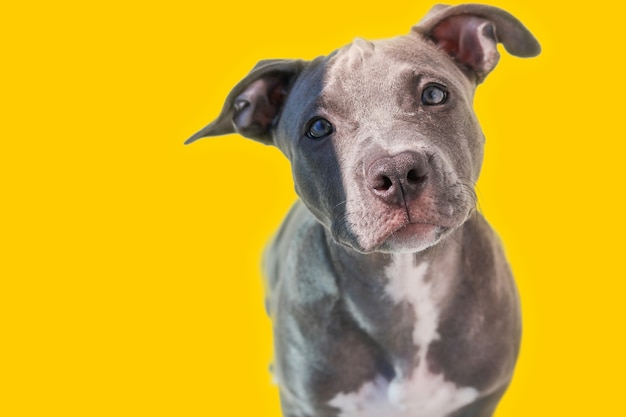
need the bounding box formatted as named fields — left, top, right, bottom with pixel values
left=381, top=222, right=449, bottom=253
left=336, top=222, right=452, bottom=254
left=373, top=222, right=451, bottom=254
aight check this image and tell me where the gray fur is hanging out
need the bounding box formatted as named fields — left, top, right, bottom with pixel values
left=187, top=4, right=539, bottom=416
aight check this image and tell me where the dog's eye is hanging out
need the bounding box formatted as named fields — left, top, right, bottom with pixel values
left=421, top=84, right=448, bottom=105
left=306, top=118, right=334, bottom=139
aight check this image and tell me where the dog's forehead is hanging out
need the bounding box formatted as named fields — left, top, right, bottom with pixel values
left=319, top=34, right=472, bottom=107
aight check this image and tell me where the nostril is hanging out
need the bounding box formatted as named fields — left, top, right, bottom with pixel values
left=367, top=152, right=429, bottom=205
left=407, top=169, right=427, bottom=185
left=374, top=175, right=393, bottom=191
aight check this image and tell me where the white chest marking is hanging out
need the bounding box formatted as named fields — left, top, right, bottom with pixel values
left=384, top=259, right=438, bottom=350
left=329, top=256, right=480, bottom=417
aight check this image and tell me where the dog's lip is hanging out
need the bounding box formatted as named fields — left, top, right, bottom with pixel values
left=338, top=219, right=449, bottom=254
left=348, top=220, right=449, bottom=254
left=377, top=220, right=447, bottom=248
left=391, top=221, right=444, bottom=237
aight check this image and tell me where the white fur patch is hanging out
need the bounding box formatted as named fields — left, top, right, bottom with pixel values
left=384, top=260, right=437, bottom=348
left=329, top=370, right=479, bottom=417
left=329, top=376, right=392, bottom=416
left=328, top=256, right=480, bottom=416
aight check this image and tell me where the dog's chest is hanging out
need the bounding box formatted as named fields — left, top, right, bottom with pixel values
left=329, top=255, right=480, bottom=417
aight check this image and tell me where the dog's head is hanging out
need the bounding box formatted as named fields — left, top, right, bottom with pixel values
left=187, top=4, right=540, bottom=253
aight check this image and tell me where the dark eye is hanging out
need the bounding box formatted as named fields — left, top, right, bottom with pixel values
left=421, top=84, right=448, bottom=105
left=306, top=118, right=334, bottom=139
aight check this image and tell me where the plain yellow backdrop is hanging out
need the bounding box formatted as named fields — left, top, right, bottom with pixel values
left=1, top=0, right=624, bottom=415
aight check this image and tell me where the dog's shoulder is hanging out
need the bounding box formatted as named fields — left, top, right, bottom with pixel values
left=263, top=200, right=340, bottom=310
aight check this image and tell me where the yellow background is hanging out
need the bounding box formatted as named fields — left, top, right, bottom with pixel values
left=2, top=0, right=624, bottom=415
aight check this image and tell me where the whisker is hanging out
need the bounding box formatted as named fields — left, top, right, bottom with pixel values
left=333, top=200, right=348, bottom=210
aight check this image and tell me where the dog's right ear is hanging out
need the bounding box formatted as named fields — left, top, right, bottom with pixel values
left=413, top=4, right=540, bottom=83
left=185, top=59, right=308, bottom=145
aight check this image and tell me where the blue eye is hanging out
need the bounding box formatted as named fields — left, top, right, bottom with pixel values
left=421, top=84, right=448, bottom=105
left=306, top=118, right=334, bottom=139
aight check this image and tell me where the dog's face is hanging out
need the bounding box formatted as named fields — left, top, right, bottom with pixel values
left=187, top=4, right=540, bottom=254
left=277, top=36, right=482, bottom=253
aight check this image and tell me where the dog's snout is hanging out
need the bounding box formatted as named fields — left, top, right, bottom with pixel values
left=366, top=151, right=429, bottom=206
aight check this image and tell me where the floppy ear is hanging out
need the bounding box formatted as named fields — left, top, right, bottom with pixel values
left=413, top=4, right=541, bottom=83
left=185, top=59, right=308, bottom=145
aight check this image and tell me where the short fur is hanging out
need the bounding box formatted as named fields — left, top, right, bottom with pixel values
left=186, top=4, right=539, bottom=416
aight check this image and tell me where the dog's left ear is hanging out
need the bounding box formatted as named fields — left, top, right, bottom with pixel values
left=413, top=4, right=541, bottom=83
left=185, top=59, right=308, bottom=145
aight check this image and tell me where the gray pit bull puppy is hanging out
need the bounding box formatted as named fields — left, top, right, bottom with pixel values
left=186, top=3, right=540, bottom=417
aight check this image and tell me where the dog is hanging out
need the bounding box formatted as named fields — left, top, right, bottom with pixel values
left=186, top=3, right=540, bottom=416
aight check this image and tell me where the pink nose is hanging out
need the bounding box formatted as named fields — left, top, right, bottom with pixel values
left=366, top=151, right=429, bottom=206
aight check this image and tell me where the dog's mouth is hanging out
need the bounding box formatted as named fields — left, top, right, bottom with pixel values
left=331, top=212, right=454, bottom=254
left=391, top=221, right=445, bottom=240
left=329, top=191, right=476, bottom=253
left=376, top=219, right=450, bottom=253
left=329, top=170, right=476, bottom=254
